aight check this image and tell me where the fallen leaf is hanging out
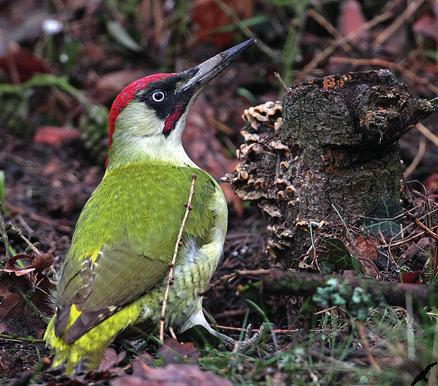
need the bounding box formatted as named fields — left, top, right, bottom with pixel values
left=0, top=43, right=49, bottom=82
left=346, top=236, right=380, bottom=277
left=413, top=14, right=438, bottom=42
left=351, top=236, right=378, bottom=262
left=190, top=0, right=253, bottom=48
left=33, top=126, right=80, bottom=146
left=338, top=0, right=368, bottom=45
left=97, top=348, right=126, bottom=374
left=400, top=271, right=422, bottom=284
left=0, top=274, right=50, bottom=337
left=158, top=339, right=200, bottom=365
left=111, top=364, right=232, bottom=386
left=131, top=353, right=154, bottom=376
left=2, top=252, right=54, bottom=275
left=0, top=278, right=23, bottom=321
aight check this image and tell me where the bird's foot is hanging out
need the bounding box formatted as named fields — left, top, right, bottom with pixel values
left=209, top=323, right=271, bottom=354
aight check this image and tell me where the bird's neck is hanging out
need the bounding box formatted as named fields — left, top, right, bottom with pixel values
left=106, top=116, right=198, bottom=170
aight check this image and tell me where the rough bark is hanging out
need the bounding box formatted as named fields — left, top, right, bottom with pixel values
left=261, top=269, right=437, bottom=310
left=228, top=70, right=434, bottom=268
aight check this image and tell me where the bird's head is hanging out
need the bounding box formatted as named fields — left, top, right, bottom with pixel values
left=106, top=39, right=255, bottom=169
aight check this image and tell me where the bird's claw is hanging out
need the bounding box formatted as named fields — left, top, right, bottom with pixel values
left=213, top=322, right=271, bottom=354
left=232, top=322, right=271, bottom=354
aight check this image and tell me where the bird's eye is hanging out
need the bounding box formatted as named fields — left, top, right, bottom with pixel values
left=151, top=90, right=165, bottom=102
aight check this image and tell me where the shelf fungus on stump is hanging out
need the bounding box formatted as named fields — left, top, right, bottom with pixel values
left=227, top=70, right=434, bottom=268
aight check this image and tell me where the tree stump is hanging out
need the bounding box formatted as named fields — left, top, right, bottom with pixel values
left=228, top=70, right=434, bottom=269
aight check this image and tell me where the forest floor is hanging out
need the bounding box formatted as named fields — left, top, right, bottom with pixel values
left=1, top=1, right=437, bottom=385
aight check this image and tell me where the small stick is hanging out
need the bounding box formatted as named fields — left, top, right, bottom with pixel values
left=0, top=333, right=44, bottom=344
left=404, top=136, right=426, bottom=178
left=212, top=0, right=278, bottom=61
left=303, top=11, right=392, bottom=74
left=274, top=72, right=289, bottom=92
left=416, top=122, right=438, bottom=147
left=307, top=9, right=352, bottom=51
left=9, top=222, right=41, bottom=255
left=372, top=0, right=425, bottom=48
left=159, top=174, right=197, bottom=344
left=404, top=212, right=438, bottom=241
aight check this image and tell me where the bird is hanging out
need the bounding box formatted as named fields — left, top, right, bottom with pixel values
left=44, top=39, right=256, bottom=374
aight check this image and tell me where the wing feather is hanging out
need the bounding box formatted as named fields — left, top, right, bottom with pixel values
left=54, top=164, right=216, bottom=342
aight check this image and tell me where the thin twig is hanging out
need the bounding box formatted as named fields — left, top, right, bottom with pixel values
left=372, top=0, right=425, bottom=48
left=404, top=212, right=438, bottom=241
left=307, top=9, right=352, bottom=51
left=16, top=287, right=49, bottom=324
left=7, top=204, right=72, bottom=233
left=303, top=11, right=392, bottom=74
left=0, top=333, right=44, bottom=344
left=404, top=136, right=426, bottom=178
left=416, top=122, right=438, bottom=147
left=274, top=72, right=289, bottom=92
left=9, top=222, right=40, bottom=255
left=159, top=174, right=197, bottom=344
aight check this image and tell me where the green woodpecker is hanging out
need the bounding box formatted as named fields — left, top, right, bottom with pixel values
left=44, top=39, right=255, bottom=374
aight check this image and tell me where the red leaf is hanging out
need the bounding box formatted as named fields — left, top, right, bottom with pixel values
left=190, top=0, right=253, bottom=48
left=400, top=271, right=421, bottom=284
left=33, top=126, right=80, bottom=146
left=158, top=339, right=200, bottom=365
left=0, top=44, right=49, bottom=82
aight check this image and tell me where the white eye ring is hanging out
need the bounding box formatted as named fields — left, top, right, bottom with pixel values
left=152, top=90, right=165, bottom=102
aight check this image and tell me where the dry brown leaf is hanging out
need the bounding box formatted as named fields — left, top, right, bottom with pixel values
left=97, top=348, right=126, bottom=374
left=111, top=364, right=232, bottom=386
left=158, top=339, right=200, bottom=365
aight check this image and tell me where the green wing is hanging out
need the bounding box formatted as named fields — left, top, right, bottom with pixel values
left=54, top=163, right=216, bottom=343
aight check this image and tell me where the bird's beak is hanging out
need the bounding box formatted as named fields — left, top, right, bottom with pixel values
left=180, top=39, right=255, bottom=93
